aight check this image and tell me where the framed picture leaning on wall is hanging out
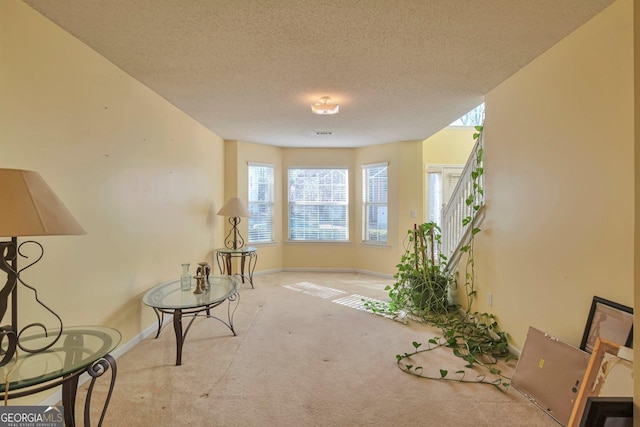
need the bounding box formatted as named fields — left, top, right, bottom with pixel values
left=579, top=296, right=633, bottom=353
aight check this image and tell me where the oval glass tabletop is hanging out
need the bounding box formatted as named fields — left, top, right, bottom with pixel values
left=0, top=325, right=121, bottom=391
left=215, top=247, right=257, bottom=254
left=143, top=275, right=240, bottom=310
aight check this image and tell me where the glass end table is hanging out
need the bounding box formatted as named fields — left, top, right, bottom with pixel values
left=215, top=247, right=257, bottom=288
left=0, top=325, right=121, bottom=427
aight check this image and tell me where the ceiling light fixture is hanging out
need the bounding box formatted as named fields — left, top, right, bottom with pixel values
left=311, top=96, right=339, bottom=115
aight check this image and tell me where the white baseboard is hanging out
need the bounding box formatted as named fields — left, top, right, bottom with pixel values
left=39, top=319, right=168, bottom=406
left=252, top=268, right=283, bottom=276
left=509, top=343, right=522, bottom=358
left=282, top=267, right=355, bottom=273
left=353, top=269, right=394, bottom=279
left=280, top=267, right=394, bottom=280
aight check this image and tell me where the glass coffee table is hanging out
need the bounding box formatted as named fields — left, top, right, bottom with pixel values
left=0, top=325, right=121, bottom=427
left=143, top=275, right=241, bottom=366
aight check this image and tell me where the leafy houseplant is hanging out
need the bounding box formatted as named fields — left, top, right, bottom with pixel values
left=388, top=222, right=453, bottom=316
left=365, top=125, right=515, bottom=391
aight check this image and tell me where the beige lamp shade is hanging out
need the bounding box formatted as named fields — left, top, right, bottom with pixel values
left=0, top=168, right=86, bottom=237
left=216, top=197, right=251, bottom=218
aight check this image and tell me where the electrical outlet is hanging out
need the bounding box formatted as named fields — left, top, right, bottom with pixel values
left=410, top=209, right=416, bottom=218
left=487, top=292, right=493, bottom=307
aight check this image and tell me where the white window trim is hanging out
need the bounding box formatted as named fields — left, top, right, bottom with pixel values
left=248, top=162, right=275, bottom=244
left=362, top=162, right=388, bottom=245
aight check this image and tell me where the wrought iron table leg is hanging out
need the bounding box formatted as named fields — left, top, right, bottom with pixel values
left=227, top=292, right=240, bottom=335
left=62, top=375, right=80, bottom=427
left=215, top=252, right=223, bottom=274
left=59, top=354, right=117, bottom=427
left=152, top=308, right=164, bottom=339
left=240, top=256, right=246, bottom=281
left=246, top=252, right=257, bottom=288
left=173, top=309, right=184, bottom=366
left=84, top=354, right=117, bottom=427
left=224, top=255, right=232, bottom=276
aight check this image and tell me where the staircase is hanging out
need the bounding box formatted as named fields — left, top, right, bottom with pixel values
left=441, top=131, right=485, bottom=272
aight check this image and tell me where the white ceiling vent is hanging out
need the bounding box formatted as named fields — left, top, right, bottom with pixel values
left=315, top=130, right=333, bottom=135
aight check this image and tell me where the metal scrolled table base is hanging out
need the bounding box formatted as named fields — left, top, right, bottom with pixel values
left=215, top=249, right=257, bottom=289
left=5, top=354, right=117, bottom=427
left=151, top=293, right=240, bottom=366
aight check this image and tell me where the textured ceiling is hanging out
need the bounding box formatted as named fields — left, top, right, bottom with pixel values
left=24, top=0, right=614, bottom=148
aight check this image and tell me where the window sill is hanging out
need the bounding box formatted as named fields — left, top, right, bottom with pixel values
left=360, top=241, right=390, bottom=248
left=248, top=241, right=278, bottom=247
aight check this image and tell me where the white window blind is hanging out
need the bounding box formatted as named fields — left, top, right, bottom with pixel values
left=362, top=163, right=388, bottom=243
left=248, top=163, right=274, bottom=243
left=288, top=168, right=349, bottom=241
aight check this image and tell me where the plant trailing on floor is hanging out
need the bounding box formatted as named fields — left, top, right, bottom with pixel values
left=365, top=125, right=515, bottom=390
left=395, top=336, right=511, bottom=391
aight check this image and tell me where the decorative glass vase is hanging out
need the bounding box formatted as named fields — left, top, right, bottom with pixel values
left=180, top=263, right=192, bottom=291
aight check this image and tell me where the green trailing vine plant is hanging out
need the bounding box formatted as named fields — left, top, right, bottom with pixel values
left=459, top=125, right=485, bottom=313
left=386, top=222, right=453, bottom=317
left=364, top=125, right=515, bottom=391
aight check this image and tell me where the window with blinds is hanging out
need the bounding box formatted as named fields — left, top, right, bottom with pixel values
left=288, top=168, right=349, bottom=241
left=362, top=163, right=388, bottom=243
left=248, top=163, right=274, bottom=243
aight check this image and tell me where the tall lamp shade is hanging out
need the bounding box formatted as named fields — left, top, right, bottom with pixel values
left=0, top=168, right=85, bottom=367
left=217, top=197, right=250, bottom=249
left=0, top=169, right=85, bottom=237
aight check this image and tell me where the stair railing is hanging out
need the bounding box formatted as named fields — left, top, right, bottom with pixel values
left=441, top=131, right=484, bottom=271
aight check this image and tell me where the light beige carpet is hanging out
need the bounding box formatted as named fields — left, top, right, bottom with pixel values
left=79, top=272, right=558, bottom=427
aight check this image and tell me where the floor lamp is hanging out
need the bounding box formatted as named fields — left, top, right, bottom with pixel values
left=0, top=168, right=85, bottom=367
left=217, top=197, right=251, bottom=249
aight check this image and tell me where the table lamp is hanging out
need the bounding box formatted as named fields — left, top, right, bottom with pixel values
left=0, top=168, right=85, bottom=367
left=217, top=197, right=250, bottom=249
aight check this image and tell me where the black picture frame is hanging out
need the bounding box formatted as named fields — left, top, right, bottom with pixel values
left=579, top=397, right=633, bottom=427
left=579, top=296, right=633, bottom=353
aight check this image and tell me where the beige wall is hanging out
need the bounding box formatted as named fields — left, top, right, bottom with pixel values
left=1, top=0, right=226, bottom=359
left=423, top=127, right=477, bottom=165
left=422, top=127, right=477, bottom=233
left=479, top=0, right=633, bottom=351
left=224, top=141, right=425, bottom=276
